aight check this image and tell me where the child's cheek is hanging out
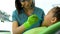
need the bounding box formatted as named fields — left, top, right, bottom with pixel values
left=45, top=16, right=50, bottom=21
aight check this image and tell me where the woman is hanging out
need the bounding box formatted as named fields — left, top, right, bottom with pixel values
left=12, top=0, right=45, bottom=34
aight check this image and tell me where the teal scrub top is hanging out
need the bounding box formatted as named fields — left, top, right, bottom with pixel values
left=12, top=7, right=45, bottom=31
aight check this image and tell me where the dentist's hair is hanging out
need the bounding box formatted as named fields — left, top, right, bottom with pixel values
left=15, top=0, right=35, bottom=14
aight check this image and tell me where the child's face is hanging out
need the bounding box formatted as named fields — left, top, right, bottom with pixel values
left=42, top=10, right=57, bottom=26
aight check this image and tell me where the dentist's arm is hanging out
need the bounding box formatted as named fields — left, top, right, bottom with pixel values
left=12, top=15, right=39, bottom=34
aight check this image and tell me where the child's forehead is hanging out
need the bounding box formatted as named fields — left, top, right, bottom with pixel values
left=48, top=9, right=55, bottom=13
left=47, top=10, right=53, bottom=14
left=46, top=10, right=55, bottom=16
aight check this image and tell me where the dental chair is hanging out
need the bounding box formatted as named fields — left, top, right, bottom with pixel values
left=23, top=22, right=60, bottom=34
left=0, top=30, right=11, bottom=34
left=39, top=21, right=60, bottom=34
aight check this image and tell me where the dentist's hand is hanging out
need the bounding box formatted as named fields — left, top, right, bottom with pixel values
left=23, top=14, right=39, bottom=29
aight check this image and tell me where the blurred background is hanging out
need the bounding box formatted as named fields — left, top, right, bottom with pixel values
left=0, top=0, right=60, bottom=34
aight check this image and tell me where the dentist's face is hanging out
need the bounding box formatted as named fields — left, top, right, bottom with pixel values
left=20, top=0, right=33, bottom=8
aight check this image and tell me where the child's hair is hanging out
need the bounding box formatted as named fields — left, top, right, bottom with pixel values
left=52, top=6, right=60, bottom=22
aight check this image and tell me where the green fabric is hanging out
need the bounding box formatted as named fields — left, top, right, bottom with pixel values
left=23, top=14, right=40, bottom=29
left=39, top=21, right=60, bottom=34
left=23, top=21, right=60, bottom=34
left=23, top=27, right=47, bottom=34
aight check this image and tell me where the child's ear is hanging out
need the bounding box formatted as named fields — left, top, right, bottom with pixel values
left=51, top=17, right=57, bottom=23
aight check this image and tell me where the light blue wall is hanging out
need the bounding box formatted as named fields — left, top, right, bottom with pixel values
left=0, top=0, right=60, bottom=18
left=35, top=0, right=60, bottom=15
